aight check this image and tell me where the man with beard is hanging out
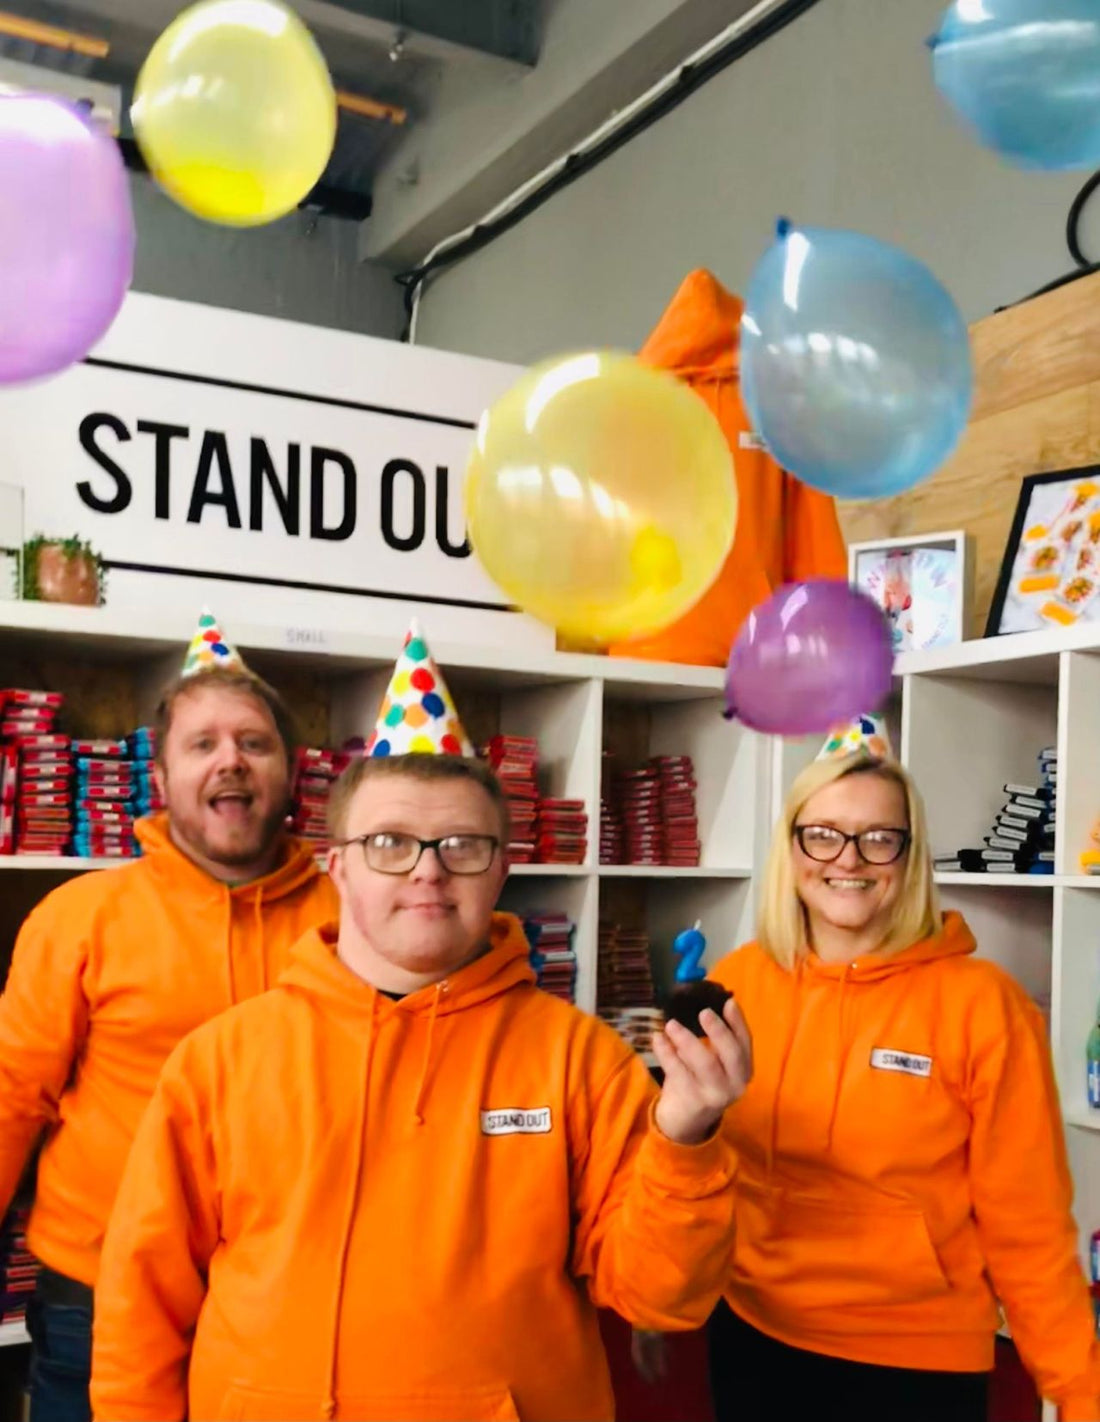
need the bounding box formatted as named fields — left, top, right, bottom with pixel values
left=0, top=618, right=336, bottom=1422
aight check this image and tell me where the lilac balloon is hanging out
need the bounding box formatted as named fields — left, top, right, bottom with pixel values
left=0, top=96, right=134, bottom=384
left=724, top=580, right=894, bottom=736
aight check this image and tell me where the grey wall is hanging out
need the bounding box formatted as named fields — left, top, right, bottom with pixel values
left=129, top=175, right=405, bottom=340
left=414, top=0, right=1097, bottom=363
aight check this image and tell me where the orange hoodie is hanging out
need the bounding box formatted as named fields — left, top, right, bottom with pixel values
left=709, top=911, right=1100, bottom=1420
left=91, top=916, right=737, bottom=1422
left=0, top=813, right=336, bottom=1287
left=607, top=269, right=848, bottom=667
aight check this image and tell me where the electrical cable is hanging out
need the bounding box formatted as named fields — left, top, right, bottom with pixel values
left=998, top=166, right=1100, bottom=311
left=395, top=0, right=825, bottom=341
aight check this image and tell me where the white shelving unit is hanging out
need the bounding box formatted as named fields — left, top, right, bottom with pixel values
left=3, top=601, right=1100, bottom=1380
left=770, top=628, right=1100, bottom=1318
left=0, top=598, right=758, bottom=1031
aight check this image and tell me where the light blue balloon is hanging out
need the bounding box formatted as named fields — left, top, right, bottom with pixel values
left=931, top=0, right=1100, bottom=170
left=740, top=220, right=972, bottom=501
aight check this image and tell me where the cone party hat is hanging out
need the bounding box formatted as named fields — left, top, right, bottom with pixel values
left=817, top=713, right=892, bottom=762
left=366, top=620, right=474, bottom=758
left=181, top=607, right=246, bottom=677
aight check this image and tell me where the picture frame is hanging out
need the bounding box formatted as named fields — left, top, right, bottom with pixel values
left=986, top=467, right=1100, bottom=637
left=849, top=532, right=970, bottom=653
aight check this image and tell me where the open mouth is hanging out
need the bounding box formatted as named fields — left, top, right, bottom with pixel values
left=208, top=790, right=254, bottom=821
left=824, top=877, right=875, bottom=893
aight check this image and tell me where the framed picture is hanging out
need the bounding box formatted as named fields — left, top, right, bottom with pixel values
left=849, top=532, right=970, bottom=653
left=986, top=467, right=1100, bottom=636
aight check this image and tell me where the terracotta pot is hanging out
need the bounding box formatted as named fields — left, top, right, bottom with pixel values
left=35, top=545, right=100, bottom=606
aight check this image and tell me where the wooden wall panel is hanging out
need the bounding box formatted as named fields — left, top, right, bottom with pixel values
left=839, top=271, right=1100, bottom=635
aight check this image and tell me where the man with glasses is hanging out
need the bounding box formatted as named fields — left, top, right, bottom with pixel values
left=91, top=751, right=753, bottom=1422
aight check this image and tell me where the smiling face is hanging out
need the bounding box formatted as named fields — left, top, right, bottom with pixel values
left=328, top=770, right=508, bottom=993
left=793, top=769, right=910, bottom=953
left=157, top=683, right=292, bottom=882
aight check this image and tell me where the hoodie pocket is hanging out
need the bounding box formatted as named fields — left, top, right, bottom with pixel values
left=732, top=1180, right=950, bottom=1311
left=219, top=1380, right=521, bottom=1421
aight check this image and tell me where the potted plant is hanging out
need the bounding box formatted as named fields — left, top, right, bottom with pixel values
left=21, top=534, right=105, bottom=606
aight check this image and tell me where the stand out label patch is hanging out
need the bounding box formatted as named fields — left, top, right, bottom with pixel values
left=480, top=1107, right=552, bottom=1136
left=870, top=1048, right=933, bottom=1079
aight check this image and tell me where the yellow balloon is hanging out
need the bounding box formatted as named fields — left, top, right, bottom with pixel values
left=465, top=352, right=738, bottom=644
left=132, top=0, right=336, bottom=227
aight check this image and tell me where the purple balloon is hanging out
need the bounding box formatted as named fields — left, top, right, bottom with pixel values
left=724, top=580, right=894, bottom=735
left=0, top=96, right=134, bottom=385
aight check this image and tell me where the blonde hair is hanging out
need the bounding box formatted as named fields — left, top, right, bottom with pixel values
left=757, top=753, right=941, bottom=970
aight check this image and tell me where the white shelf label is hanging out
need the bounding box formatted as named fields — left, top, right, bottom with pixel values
left=284, top=626, right=328, bottom=651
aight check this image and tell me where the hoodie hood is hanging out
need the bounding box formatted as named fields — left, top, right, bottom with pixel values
left=638, top=268, right=744, bottom=381
left=280, top=912, right=536, bottom=1025
left=135, top=811, right=323, bottom=904
left=803, top=909, right=977, bottom=982
left=715, top=911, right=979, bottom=1181
left=605, top=269, right=848, bottom=666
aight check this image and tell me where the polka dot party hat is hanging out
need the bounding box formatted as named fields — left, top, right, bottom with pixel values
left=181, top=606, right=247, bottom=677
left=366, top=620, right=474, bottom=758
left=817, top=713, right=892, bottom=762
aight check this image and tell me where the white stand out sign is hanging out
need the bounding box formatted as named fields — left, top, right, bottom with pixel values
left=0, top=292, right=551, bottom=654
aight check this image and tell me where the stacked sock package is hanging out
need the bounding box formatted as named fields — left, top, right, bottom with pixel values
left=0, top=744, right=12, bottom=855
left=482, top=736, right=539, bottom=863
left=597, top=920, right=663, bottom=1058
left=0, top=690, right=71, bottom=856
left=652, top=756, right=701, bottom=867
left=522, top=910, right=577, bottom=1003
left=477, top=736, right=590, bottom=865
left=71, top=728, right=162, bottom=861
left=603, top=755, right=701, bottom=867
left=0, top=689, right=63, bottom=744
left=537, top=798, right=588, bottom=865
left=599, top=754, right=625, bottom=865
left=291, top=747, right=346, bottom=855
left=935, top=746, right=1057, bottom=876
left=0, top=1205, right=38, bottom=1326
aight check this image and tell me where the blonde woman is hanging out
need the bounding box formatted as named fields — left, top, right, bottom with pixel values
left=637, top=730, right=1100, bottom=1422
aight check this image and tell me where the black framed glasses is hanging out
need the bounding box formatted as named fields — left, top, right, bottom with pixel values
left=794, top=824, right=910, bottom=865
left=337, top=831, right=501, bottom=876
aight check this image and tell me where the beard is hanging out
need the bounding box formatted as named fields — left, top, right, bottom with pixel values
left=173, top=794, right=291, bottom=873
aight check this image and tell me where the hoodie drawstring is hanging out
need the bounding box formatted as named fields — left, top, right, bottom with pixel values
left=226, top=888, right=268, bottom=1002
left=766, top=960, right=803, bottom=1179
left=224, top=889, right=237, bottom=1004
left=321, top=994, right=376, bottom=1420
left=825, top=966, right=852, bottom=1151
left=412, top=983, right=444, bottom=1126
left=254, top=887, right=266, bottom=991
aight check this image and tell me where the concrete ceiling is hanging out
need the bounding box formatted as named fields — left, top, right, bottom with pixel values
left=0, top=0, right=538, bottom=214
left=361, top=0, right=763, bottom=269
left=0, top=0, right=766, bottom=272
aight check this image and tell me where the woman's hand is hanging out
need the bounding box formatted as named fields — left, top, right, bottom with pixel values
left=653, top=996, right=752, bottom=1146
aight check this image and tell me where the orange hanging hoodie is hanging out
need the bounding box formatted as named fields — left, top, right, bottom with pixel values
left=709, top=911, right=1100, bottom=1420
left=607, top=269, right=848, bottom=667
left=0, top=813, right=336, bottom=1288
left=92, top=916, right=737, bottom=1422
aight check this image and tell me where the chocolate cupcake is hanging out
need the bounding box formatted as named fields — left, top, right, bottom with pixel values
left=665, top=980, right=733, bottom=1037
